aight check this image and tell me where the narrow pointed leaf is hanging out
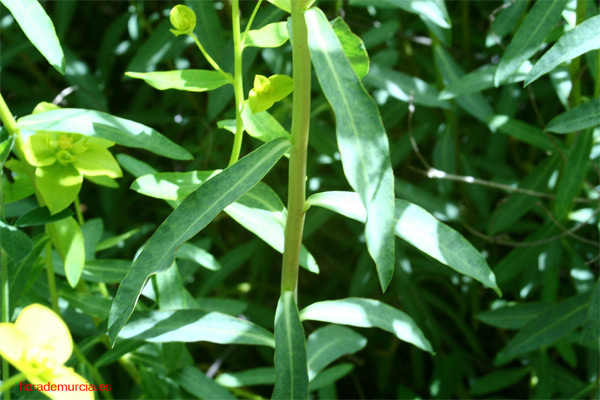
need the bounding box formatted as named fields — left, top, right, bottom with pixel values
left=119, top=310, right=275, bottom=347
left=307, top=8, right=395, bottom=291
left=546, top=98, right=600, bottom=133
left=15, top=207, right=73, bottom=227
left=495, top=291, right=593, bottom=364
left=525, top=15, right=600, bottom=85
left=439, top=62, right=532, bottom=100
left=1, top=0, right=65, bottom=74
left=487, top=115, right=563, bottom=153
left=477, top=302, right=553, bottom=330
left=299, top=298, right=433, bottom=353
left=310, top=363, right=354, bottom=391
left=272, top=291, right=309, bottom=399
left=306, top=325, right=366, bottom=380
left=494, top=0, right=568, bottom=86
left=307, top=192, right=501, bottom=295
left=553, top=130, right=593, bottom=219
left=177, top=366, right=235, bottom=400
left=17, top=109, right=193, bottom=160
left=107, top=138, right=290, bottom=345
left=125, top=70, right=230, bottom=92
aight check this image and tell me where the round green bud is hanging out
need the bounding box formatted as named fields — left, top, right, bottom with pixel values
left=169, top=5, right=196, bottom=36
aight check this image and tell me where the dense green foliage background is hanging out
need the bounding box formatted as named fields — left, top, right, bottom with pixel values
left=1, top=0, right=598, bottom=399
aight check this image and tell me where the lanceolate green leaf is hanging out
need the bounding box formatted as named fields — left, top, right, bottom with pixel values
left=273, top=291, right=309, bottom=400
left=300, top=297, right=433, bottom=353
left=241, top=104, right=291, bottom=144
left=1, top=0, right=65, bottom=74
left=545, top=98, right=600, bottom=134
left=477, top=302, right=553, bottom=330
left=332, top=18, right=369, bottom=80
left=553, top=130, right=593, bottom=219
left=495, top=291, right=593, bottom=364
left=125, top=70, right=231, bottom=92
left=15, top=207, right=73, bottom=227
left=525, top=15, right=600, bottom=86
left=131, top=175, right=318, bottom=272
left=17, top=109, right=192, bottom=161
left=487, top=115, right=562, bottom=153
left=244, top=22, right=289, bottom=49
left=0, top=220, right=33, bottom=261
left=494, top=0, right=568, bottom=86
left=177, top=366, right=236, bottom=400
left=438, top=62, right=532, bottom=100
left=306, top=192, right=501, bottom=295
left=306, top=325, right=366, bottom=380
left=365, top=64, right=451, bottom=109
left=119, top=310, right=275, bottom=347
left=306, top=8, right=395, bottom=291
left=107, top=138, right=290, bottom=345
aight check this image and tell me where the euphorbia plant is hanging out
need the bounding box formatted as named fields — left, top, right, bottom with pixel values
left=105, top=0, right=500, bottom=397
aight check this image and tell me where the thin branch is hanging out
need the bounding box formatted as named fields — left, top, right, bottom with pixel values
left=408, top=165, right=598, bottom=204
left=461, top=206, right=599, bottom=248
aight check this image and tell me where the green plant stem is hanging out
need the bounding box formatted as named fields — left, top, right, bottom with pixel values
left=44, top=240, right=59, bottom=313
left=228, top=0, right=246, bottom=166
left=0, top=372, right=25, bottom=394
left=1, top=251, right=9, bottom=400
left=281, top=0, right=311, bottom=295
left=0, top=94, right=17, bottom=135
left=241, top=0, right=264, bottom=45
left=190, top=33, right=233, bottom=84
left=74, top=196, right=85, bottom=225
left=0, top=92, right=16, bottom=400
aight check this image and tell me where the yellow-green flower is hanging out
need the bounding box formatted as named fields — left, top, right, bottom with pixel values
left=20, top=131, right=122, bottom=214
left=0, top=304, right=93, bottom=400
left=248, top=74, right=293, bottom=113
left=169, top=4, right=196, bottom=36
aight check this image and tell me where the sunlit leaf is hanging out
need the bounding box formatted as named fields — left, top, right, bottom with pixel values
left=307, top=8, right=395, bottom=291
left=125, top=70, right=230, bottom=92
left=525, top=15, right=600, bottom=85
left=1, top=0, right=65, bottom=74
left=108, top=138, right=291, bottom=345
left=300, top=297, right=433, bottom=353
left=494, top=0, right=568, bottom=86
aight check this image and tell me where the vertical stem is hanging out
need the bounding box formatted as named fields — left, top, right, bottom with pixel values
left=281, top=0, right=311, bottom=295
left=1, top=250, right=9, bottom=400
left=44, top=240, right=59, bottom=313
left=0, top=92, right=15, bottom=400
left=0, top=94, right=17, bottom=135
left=74, top=196, right=85, bottom=226
left=228, top=0, right=245, bottom=166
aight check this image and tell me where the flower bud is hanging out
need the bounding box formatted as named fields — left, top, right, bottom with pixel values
left=169, top=5, right=196, bottom=36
